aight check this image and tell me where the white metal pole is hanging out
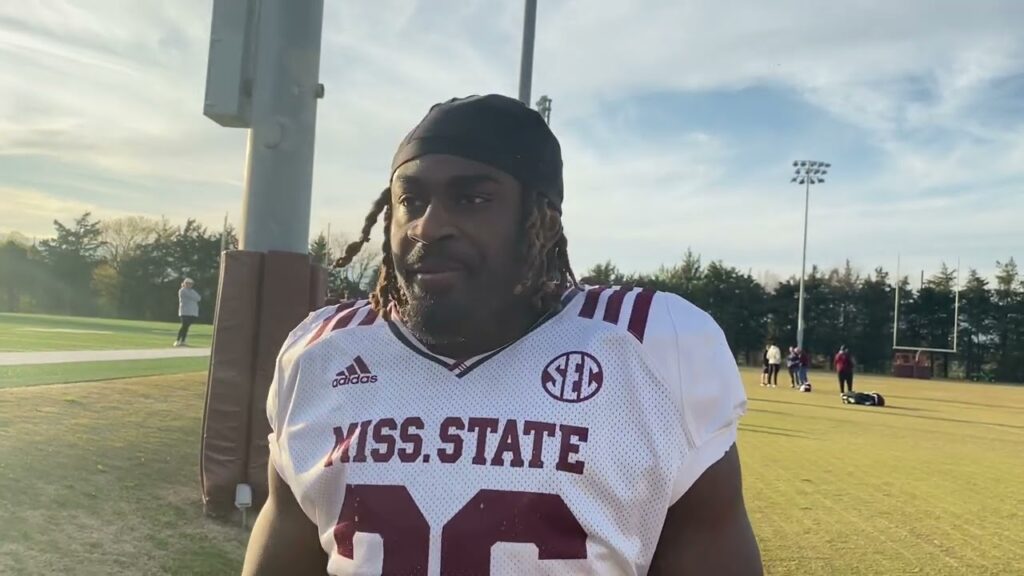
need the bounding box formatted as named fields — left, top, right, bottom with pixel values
left=326, top=222, right=332, bottom=263
left=240, top=0, right=325, bottom=253
left=220, top=212, right=229, bottom=254
left=518, top=0, right=538, bottom=104
left=953, top=258, right=960, bottom=352
left=893, top=254, right=901, bottom=348
left=796, top=177, right=810, bottom=349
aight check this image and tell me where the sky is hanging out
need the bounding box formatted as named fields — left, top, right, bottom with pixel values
left=1, top=0, right=1023, bottom=283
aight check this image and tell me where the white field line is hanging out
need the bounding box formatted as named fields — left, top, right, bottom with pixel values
left=0, top=348, right=210, bottom=366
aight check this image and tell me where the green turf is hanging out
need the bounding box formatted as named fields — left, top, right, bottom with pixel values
left=0, top=313, right=212, bottom=352
left=0, top=370, right=1021, bottom=575
left=741, top=369, right=1023, bottom=575
left=0, top=357, right=210, bottom=389
left=0, top=373, right=246, bottom=576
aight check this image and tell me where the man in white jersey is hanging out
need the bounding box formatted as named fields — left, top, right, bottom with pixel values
left=242, top=94, right=762, bottom=575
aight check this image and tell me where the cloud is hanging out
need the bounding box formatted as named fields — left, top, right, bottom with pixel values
left=0, top=187, right=128, bottom=237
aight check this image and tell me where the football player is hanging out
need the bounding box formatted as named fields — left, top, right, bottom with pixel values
left=242, top=95, right=762, bottom=575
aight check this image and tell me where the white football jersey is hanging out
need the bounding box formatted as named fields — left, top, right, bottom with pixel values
left=268, top=286, right=747, bottom=576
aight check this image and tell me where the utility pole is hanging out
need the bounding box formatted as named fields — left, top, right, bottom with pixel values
left=536, top=95, right=552, bottom=123
left=220, top=212, right=229, bottom=255
left=201, top=0, right=328, bottom=519
left=518, top=0, right=538, bottom=104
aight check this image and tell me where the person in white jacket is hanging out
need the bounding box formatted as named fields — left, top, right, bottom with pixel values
left=175, top=278, right=201, bottom=347
left=766, top=342, right=782, bottom=387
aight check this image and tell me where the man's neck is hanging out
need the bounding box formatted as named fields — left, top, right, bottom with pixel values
left=418, top=300, right=545, bottom=359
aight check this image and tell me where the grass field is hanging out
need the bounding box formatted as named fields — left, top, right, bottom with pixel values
left=0, top=373, right=246, bottom=576
left=0, top=368, right=1021, bottom=575
left=741, top=373, right=1023, bottom=575
left=0, top=313, right=212, bottom=352
left=0, top=357, right=209, bottom=389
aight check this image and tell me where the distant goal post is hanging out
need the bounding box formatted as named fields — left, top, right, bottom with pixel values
left=892, top=254, right=961, bottom=353
left=891, top=255, right=961, bottom=379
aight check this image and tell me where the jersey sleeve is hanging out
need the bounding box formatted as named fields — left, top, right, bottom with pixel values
left=643, top=292, right=748, bottom=504
left=266, top=305, right=341, bottom=484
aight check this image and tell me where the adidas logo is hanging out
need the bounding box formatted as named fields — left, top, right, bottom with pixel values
left=332, top=356, right=378, bottom=387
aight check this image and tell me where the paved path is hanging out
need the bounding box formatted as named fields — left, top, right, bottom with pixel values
left=0, top=347, right=210, bottom=366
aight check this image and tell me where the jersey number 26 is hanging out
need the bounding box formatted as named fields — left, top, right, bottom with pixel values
left=335, top=485, right=588, bottom=575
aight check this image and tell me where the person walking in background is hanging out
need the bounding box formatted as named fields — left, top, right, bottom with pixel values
left=786, top=346, right=800, bottom=387
left=175, top=278, right=201, bottom=347
left=835, top=345, right=855, bottom=395
left=766, top=341, right=782, bottom=387
left=797, top=347, right=810, bottom=386
left=761, top=345, right=771, bottom=386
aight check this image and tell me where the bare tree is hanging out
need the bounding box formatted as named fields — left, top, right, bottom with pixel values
left=343, top=249, right=380, bottom=290
left=100, top=216, right=169, bottom=271
left=1, top=231, right=32, bottom=247
left=324, top=233, right=381, bottom=297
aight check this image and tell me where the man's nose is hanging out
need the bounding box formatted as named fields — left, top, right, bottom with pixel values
left=408, top=202, right=457, bottom=245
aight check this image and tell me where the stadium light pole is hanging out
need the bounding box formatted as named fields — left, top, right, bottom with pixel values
left=518, top=0, right=538, bottom=104
left=536, top=95, right=552, bottom=123
left=791, top=160, right=830, bottom=350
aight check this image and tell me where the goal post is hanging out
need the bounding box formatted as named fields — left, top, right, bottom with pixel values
left=892, top=254, right=960, bottom=354
left=892, top=255, right=961, bottom=379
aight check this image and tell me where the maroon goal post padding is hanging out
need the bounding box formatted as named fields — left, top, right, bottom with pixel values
left=200, top=250, right=327, bottom=517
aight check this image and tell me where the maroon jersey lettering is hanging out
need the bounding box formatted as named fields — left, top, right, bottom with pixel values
left=397, top=417, right=425, bottom=463
left=370, top=418, right=398, bottom=463
left=466, top=417, right=499, bottom=466
left=352, top=419, right=373, bottom=463
left=490, top=419, right=525, bottom=468
left=324, top=422, right=360, bottom=467
left=522, top=420, right=557, bottom=469
left=437, top=416, right=465, bottom=464
left=556, top=424, right=589, bottom=475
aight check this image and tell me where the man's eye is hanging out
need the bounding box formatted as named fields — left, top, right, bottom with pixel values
left=399, top=196, right=425, bottom=208
left=458, top=194, right=488, bottom=205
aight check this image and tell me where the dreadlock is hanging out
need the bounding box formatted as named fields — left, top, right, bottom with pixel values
left=333, top=187, right=577, bottom=316
left=514, top=188, right=578, bottom=311
left=332, top=187, right=402, bottom=312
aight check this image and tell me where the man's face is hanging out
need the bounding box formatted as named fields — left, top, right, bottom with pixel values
left=390, top=154, right=526, bottom=345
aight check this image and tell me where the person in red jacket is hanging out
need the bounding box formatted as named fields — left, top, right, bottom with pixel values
left=835, top=345, right=855, bottom=395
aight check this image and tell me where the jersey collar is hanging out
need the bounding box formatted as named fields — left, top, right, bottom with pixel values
left=386, top=287, right=580, bottom=379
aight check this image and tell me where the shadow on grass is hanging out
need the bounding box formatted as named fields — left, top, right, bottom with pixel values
left=882, top=405, right=928, bottom=412
left=750, top=397, right=1024, bottom=431
left=747, top=408, right=797, bottom=417
left=884, top=394, right=1024, bottom=411
left=739, top=424, right=809, bottom=439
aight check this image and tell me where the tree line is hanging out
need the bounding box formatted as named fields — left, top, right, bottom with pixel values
left=2, top=214, right=1020, bottom=382
left=0, top=214, right=235, bottom=324
left=582, top=250, right=1023, bottom=383
left=0, top=214, right=378, bottom=325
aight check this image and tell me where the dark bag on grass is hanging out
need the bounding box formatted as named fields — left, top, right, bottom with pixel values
left=842, top=391, right=885, bottom=407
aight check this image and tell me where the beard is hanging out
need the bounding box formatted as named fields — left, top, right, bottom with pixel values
left=398, top=286, right=473, bottom=347
left=393, top=237, right=532, bottom=350
left=396, top=268, right=528, bottom=349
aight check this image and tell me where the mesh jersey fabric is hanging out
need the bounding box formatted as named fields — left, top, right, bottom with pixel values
left=267, top=287, right=747, bottom=576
